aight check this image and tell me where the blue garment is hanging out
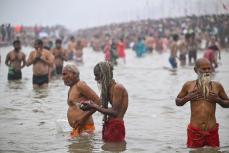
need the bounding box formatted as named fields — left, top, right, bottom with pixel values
left=169, top=57, right=177, bottom=69
left=133, top=41, right=146, bottom=57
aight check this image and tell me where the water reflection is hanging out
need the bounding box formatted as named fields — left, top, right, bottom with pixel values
left=101, top=141, right=127, bottom=152
left=32, top=88, right=49, bottom=99
left=68, top=136, right=94, bottom=153
left=6, top=80, right=24, bottom=89
left=189, top=147, right=226, bottom=153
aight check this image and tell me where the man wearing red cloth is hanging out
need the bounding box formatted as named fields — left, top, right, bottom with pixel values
left=176, top=58, right=229, bottom=148
left=82, top=61, right=128, bottom=142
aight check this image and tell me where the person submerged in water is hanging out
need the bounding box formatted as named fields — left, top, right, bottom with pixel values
left=176, top=58, right=229, bottom=148
left=62, top=63, right=100, bottom=138
left=81, top=61, right=128, bottom=142
left=27, top=39, right=54, bottom=89
left=5, top=40, right=26, bottom=80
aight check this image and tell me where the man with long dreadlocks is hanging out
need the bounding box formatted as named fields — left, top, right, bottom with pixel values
left=175, top=58, right=229, bottom=148
left=81, top=61, right=128, bottom=142
left=62, top=63, right=100, bottom=138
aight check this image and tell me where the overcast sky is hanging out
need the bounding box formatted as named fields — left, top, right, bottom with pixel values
left=1, top=0, right=229, bottom=30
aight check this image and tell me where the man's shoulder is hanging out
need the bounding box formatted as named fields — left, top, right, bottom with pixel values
left=43, top=49, right=51, bottom=54
left=76, top=80, right=89, bottom=89
left=29, top=50, right=36, bottom=54
left=7, top=50, right=13, bottom=56
left=20, top=51, right=26, bottom=55
left=114, top=82, right=126, bottom=92
left=183, top=80, right=196, bottom=87
left=211, top=81, right=222, bottom=88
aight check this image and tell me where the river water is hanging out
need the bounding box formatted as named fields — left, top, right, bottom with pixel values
left=0, top=47, right=229, bottom=153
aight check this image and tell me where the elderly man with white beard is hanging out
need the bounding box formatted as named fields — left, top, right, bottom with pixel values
left=176, top=58, right=229, bottom=148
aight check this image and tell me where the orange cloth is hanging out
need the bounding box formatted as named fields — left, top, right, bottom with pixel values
left=70, top=123, right=95, bottom=138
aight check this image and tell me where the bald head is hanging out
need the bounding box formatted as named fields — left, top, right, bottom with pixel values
left=195, top=58, right=211, bottom=68
left=63, top=63, right=80, bottom=77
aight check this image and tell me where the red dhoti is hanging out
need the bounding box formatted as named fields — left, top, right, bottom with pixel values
left=102, top=119, right=125, bottom=142
left=187, top=123, right=219, bottom=148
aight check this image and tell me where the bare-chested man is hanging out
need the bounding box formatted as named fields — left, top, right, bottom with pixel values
left=62, top=64, right=100, bottom=138
left=5, top=40, right=26, bottom=80
left=75, top=40, right=84, bottom=63
left=178, top=34, right=189, bottom=66
left=169, top=34, right=179, bottom=70
left=67, top=36, right=76, bottom=61
left=51, top=39, right=67, bottom=75
left=27, top=39, right=54, bottom=89
left=176, top=58, right=229, bottom=148
left=81, top=61, right=128, bottom=142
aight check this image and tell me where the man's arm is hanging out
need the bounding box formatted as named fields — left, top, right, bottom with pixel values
left=78, top=81, right=101, bottom=105
left=83, top=85, right=123, bottom=118
left=26, top=51, right=35, bottom=66
left=175, top=82, right=202, bottom=106
left=73, top=82, right=100, bottom=130
left=5, top=53, right=10, bottom=66
left=63, top=49, right=68, bottom=61
left=176, top=83, right=189, bottom=106
left=40, top=51, right=54, bottom=67
left=208, top=83, right=229, bottom=108
left=21, top=53, right=26, bottom=68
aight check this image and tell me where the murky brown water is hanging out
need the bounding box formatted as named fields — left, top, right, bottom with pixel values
left=0, top=47, right=229, bottom=153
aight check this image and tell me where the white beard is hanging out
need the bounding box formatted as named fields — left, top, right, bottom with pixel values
left=197, top=72, right=212, bottom=98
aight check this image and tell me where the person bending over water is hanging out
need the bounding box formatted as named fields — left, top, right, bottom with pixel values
left=62, top=64, right=100, bottom=138
left=81, top=61, right=128, bottom=142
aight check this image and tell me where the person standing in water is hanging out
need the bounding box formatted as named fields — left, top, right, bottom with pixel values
left=178, top=34, right=189, bottom=66
left=5, top=40, right=26, bottom=80
left=75, top=40, right=84, bottom=64
left=187, top=33, right=198, bottom=65
left=176, top=58, right=229, bottom=148
left=51, top=39, right=68, bottom=76
left=67, top=36, right=76, bottom=61
left=169, top=34, right=179, bottom=70
left=62, top=63, right=100, bottom=138
left=133, top=37, right=146, bottom=58
left=117, top=38, right=126, bottom=64
left=81, top=61, right=128, bottom=142
left=27, top=39, right=54, bottom=89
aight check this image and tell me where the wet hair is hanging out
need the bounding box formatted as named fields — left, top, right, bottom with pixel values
left=70, top=36, right=75, bottom=40
left=94, top=61, right=113, bottom=122
left=35, top=39, right=43, bottom=45
left=185, top=33, right=190, bottom=40
left=55, top=39, right=62, bottom=44
left=63, top=63, right=80, bottom=78
left=13, top=40, right=21, bottom=45
left=172, top=34, right=179, bottom=41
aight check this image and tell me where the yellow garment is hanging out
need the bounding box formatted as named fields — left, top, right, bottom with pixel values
left=70, top=123, right=95, bottom=138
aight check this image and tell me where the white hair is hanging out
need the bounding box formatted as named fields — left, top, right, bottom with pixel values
left=63, top=63, right=79, bottom=77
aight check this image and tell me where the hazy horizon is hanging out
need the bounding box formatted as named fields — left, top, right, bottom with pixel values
left=1, top=0, right=229, bottom=30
